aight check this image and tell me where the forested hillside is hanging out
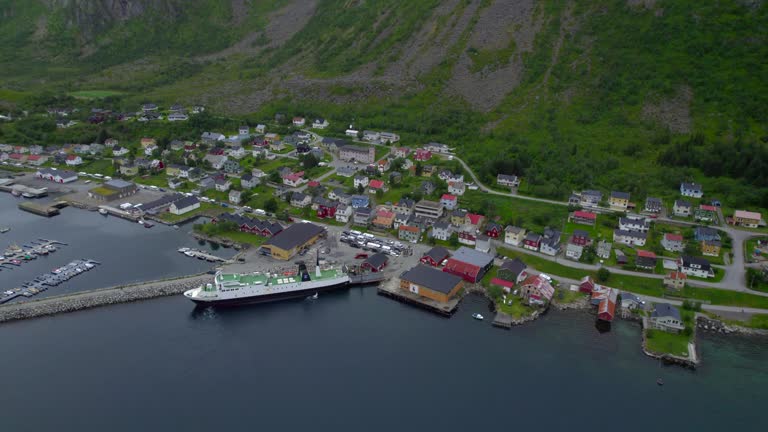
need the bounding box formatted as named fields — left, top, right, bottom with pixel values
left=1, top=0, right=766, bottom=207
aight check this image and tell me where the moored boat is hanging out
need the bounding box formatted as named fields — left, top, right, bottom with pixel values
left=472, top=313, right=484, bottom=320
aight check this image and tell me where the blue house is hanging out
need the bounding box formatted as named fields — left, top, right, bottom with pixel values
left=694, top=226, right=721, bottom=242
left=351, top=194, right=370, bottom=209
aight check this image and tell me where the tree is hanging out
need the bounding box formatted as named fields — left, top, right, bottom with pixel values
left=596, top=267, right=611, bottom=282
left=448, top=234, right=459, bottom=247
left=375, top=189, right=384, bottom=199
left=415, top=162, right=423, bottom=177
left=301, top=154, right=319, bottom=170
left=264, top=197, right=278, bottom=214
left=269, top=170, right=282, bottom=183
left=486, top=285, right=503, bottom=302
left=356, top=184, right=365, bottom=194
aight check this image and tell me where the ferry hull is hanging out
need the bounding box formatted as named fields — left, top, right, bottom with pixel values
left=189, top=280, right=351, bottom=307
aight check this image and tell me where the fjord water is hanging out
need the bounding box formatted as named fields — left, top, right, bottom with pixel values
left=0, top=194, right=233, bottom=301
left=1, top=197, right=767, bottom=431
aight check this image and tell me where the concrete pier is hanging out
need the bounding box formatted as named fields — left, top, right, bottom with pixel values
left=377, top=282, right=460, bottom=316
left=0, top=273, right=212, bottom=323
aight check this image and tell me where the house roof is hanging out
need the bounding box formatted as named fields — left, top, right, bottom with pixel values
left=499, top=258, right=526, bottom=277
left=651, top=303, right=681, bottom=320
left=505, top=225, right=524, bottom=233
left=449, top=246, right=493, bottom=268
left=681, top=182, right=702, bottom=192
left=675, top=199, right=692, bottom=208
left=636, top=250, right=657, bottom=259
left=735, top=210, right=761, bottom=220
left=573, top=229, right=590, bottom=238
left=664, top=233, right=684, bottom=242
left=525, top=232, right=542, bottom=242
left=424, top=246, right=450, bottom=263
left=441, top=194, right=457, bottom=201
left=681, top=255, right=712, bottom=271
left=611, top=191, right=630, bottom=200
left=573, top=210, right=596, bottom=220
left=485, top=222, right=502, bottom=231
left=667, top=271, right=687, bottom=280
left=105, top=179, right=134, bottom=189
left=491, top=278, right=515, bottom=288
left=401, top=265, right=463, bottom=294
left=699, top=204, right=717, bottom=211
left=399, top=225, right=420, bottom=233
left=173, top=196, right=200, bottom=209
left=466, top=213, right=483, bottom=225
left=614, top=229, right=646, bottom=239
left=363, top=253, right=388, bottom=269
left=520, top=275, right=555, bottom=300
left=264, top=222, right=325, bottom=251
left=369, top=179, right=384, bottom=189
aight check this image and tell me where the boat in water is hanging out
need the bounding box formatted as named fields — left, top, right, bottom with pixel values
left=98, top=208, right=109, bottom=216
left=184, top=254, right=350, bottom=307
left=144, top=222, right=154, bottom=228
left=0, top=227, right=9, bottom=234
left=472, top=313, right=484, bottom=320
left=306, top=292, right=319, bottom=300
left=178, top=247, right=190, bottom=253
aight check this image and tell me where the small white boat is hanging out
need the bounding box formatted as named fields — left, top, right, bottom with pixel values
left=0, top=227, right=9, bottom=233
left=138, top=220, right=145, bottom=225
left=98, top=208, right=108, bottom=215
left=178, top=247, right=190, bottom=253
left=472, top=313, right=484, bottom=320
left=184, top=251, right=195, bottom=257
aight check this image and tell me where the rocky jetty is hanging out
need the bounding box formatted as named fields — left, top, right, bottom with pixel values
left=0, top=274, right=211, bottom=323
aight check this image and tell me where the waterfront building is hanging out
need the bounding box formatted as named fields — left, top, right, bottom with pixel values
left=400, top=265, right=464, bottom=303
left=261, top=223, right=325, bottom=260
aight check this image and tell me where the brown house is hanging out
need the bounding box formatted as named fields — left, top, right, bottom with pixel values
left=399, top=265, right=464, bottom=303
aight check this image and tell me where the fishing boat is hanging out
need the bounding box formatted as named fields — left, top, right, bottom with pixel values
left=0, top=227, right=9, bottom=233
left=178, top=247, right=190, bottom=253
left=138, top=220, right=145, bottom=225
left=98, top=208, right=109, bottom=215
left=657, top=378, right=664, bottom=386
left=472, top=313, right=484, bottom=320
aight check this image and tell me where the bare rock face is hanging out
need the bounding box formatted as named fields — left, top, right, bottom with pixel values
left=46, top=0, right=181, bottom=40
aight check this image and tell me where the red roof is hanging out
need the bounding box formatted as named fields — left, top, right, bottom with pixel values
left=443, top=260, right=481, bottom=280
left=466, top=213, right=483, bottom=225
left=664, top=233, right=683, bottom=241
left=307, top=181, right=320, bottom=187
left=369, top=179, right=384, bottom=189
left=9, top=153, right=23, bottom=159
left=399, top=225, right=419, bottom=233
left=491, top=278, right=515, bottom=288
left=668, top=271, right=687, bottom=280
left=573, top=210, right=596, bottom=220
left=636, top=250, right=657, bottom=259
left=700, top=204, right=717, bottom=211
left=27, top=155, right=41, bottom=161
left=66, top=154, right=78, bottom=160
left=441, top=194, right=457, bottom=201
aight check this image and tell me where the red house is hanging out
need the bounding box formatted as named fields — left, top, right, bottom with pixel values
left=570, top=229, right=590, bottom=246
left=579, top=275, right=595, bottom=293
left=420, top=246, right=451, bottom=267
left=571, top=210, right=597, bottom=226
left=523, top=232, right=542, bottom=251
left=414, top=149, right=432, bottom=161
left=442, top=247, right=494, bottom=283
left=597, top=289, right=618, bottom=322
left=315, top=199, right=338, bottom=219
left=361, top=253, right=388, bottom=272
left=484, top=222, right=502, bottom=238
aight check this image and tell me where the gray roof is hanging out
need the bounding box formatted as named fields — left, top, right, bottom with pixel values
left=433, top=221, right=450, bottom=230
left=505, top=225, right=524, bottom=233
left=583, top=189, right=602, bottom=198
left=675, top=199, right=691, bottom=208
left=363, top=253, right=388, bottom=269
left=400, top=265, right=463, bottom=294
left=264, top=222, right=325, bottom=251
left=621, top=292, right=642, bottom=303
left=611, top=191, right=630, bottom=200
left=500, top=258, right=526, bottom=276
left=105, top=179, right=134, bottom=189
left=681, top=255, right=711, bottom=271
left=614, top=229, right=647, bottom=239
left=424, top=246, right=450, bottom=262
left=681, top=182, right=702, bottom=192
left=340, top=145, right=371, bottom=153
left=451, top=246, right=493, bottom=268
left=651, top=303, right=681, bottom=320
left=173, top=195, right=199, bottom=209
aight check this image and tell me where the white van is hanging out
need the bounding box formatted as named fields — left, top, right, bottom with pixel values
left=350, top=230, right=362, bottom=236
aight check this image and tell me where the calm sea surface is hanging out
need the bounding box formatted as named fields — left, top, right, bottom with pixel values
left=1, top=195, right=767, bottom=432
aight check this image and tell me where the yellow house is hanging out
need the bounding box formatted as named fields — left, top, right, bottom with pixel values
left=732, top=210, right=762, bottom=228
left=609, top=191, right=630, bottom=211
left=261, top=222, right=325, bottom=260
left=701, top=240, right=721, bottom=257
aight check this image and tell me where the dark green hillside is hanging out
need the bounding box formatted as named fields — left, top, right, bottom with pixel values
left=0, top=0, right=767, bottom=208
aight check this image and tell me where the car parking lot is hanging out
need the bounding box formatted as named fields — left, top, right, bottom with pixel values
left=338, top=230, right=410, bottom=257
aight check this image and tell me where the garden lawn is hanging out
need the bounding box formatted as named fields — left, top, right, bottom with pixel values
left=158, top=202, right=220, bottom=222
left=645, top=329, right=691, bottom=357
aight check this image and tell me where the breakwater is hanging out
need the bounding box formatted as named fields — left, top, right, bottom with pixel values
left=0, top=273, right=211, bottom=323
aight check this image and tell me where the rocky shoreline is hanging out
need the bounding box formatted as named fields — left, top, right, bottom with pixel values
left=696, top=316, right=768, bottom=337
left=0, top=274, right=211, bottom=324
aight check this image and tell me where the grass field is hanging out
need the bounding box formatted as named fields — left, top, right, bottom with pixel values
left=68, top=90, right=124, bottom=99
left=645, top=329, right=691, bottom=357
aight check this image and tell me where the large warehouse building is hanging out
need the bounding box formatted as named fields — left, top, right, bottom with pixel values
left=399, top=265, right=464, bottom=303
left=260, top=222, right=326, bottom=260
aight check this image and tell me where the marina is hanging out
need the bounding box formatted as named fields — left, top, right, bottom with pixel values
left=0, top=259, right=101, bottom=304
left=1, top=238, right=67, bottom=270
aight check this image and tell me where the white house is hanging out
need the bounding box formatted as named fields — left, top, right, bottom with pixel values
left=440, top=194, right=458, bottom=211
left=447, top=181, right=466, bottom=196
left=238, top=126, right=250, bottom=137
left=613, top=229, right=647, bottom=247
left=354, top=175, right=369, bottom=189
left=680, top=182, right=703, bottom=198
left=619, top=216, right=650, bottom=232
left=565, top=243, right=583, bottom=261
left=673, top=200, right=692, bottom=217
left=431, top=222, right=452, bottom=241
left=229, top=190, right=242, bottom=204
left=661, top=233, right=684, bottom=252
left=169, top=196, right=200, bottom=215
left=678, top=256, right=713, bottom=278
left=335, top=204, right=353, bottom=223
left=65, top=155, right=83, bottom=166
left=36, top=168, right=78, bottom=183
left=649, top=303, right=685, bottom=333
left=312, top=118, right=329, bottom=129
left=214, top=178, right=231, bottom=192
left=292, top=117, right=305, bottom=127
left=504, top=226, right=526, bottom=246
left=229, top=146, right=246, bottom=159
left=112, top=146, right=129, bottom=156
left=204, top=154, right=228, bottom=170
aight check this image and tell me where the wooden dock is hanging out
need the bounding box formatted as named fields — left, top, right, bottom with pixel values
left=377, top=283, right=460, bottom=316
left=492, top=312, right=514, bottom=329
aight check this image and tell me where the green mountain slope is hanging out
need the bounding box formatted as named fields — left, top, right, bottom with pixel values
left=1, top=0, right=767, bottom=207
